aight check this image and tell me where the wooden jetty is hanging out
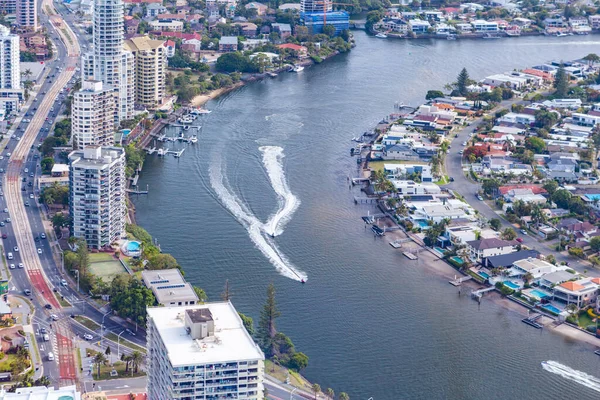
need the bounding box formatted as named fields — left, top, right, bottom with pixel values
left=449, top=275, right=472, bottom=286
left=471, top=286, right=495, bottom=300
left=522, top=313, right=543, bottom=329
left=403, top=252, right=417, bottom=260
left=354, top=197, right=378, bottom=204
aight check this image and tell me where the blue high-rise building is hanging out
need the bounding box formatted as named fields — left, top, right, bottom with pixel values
left=301, top=11, right=349, bottom=35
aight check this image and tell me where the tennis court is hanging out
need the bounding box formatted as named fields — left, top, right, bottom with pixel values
left=88, top=253, right=127, bottom=282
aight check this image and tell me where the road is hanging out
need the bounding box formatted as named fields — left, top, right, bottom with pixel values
left=443, top=94, right=590, bottom=272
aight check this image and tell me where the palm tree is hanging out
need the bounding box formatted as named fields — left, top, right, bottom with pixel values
left=312, top=383, right=321, bottom=399
left=93, top=353, right=106, bottom=379
left=522, top=272, right=534, bottom=286
left=338, top=393, right=350, bottom=400
left=325, top=388, right=335, bottom=399
left=122, top=354, right=132, bottom=373
left=130, top=351, right=144, bottom=374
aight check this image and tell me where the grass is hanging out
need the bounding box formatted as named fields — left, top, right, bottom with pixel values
left=55, top=293, right=71, bottom=308
left=91, top=360, right=145, bottom=381
left=88, top=253, right=127, bottom=282
left=76, top=346, right=82, bottom=372
left=264, top=360, right=312, bottom=391
left=0, top=353, right=27, bottom=373
left=27, top=332, right=40, bottom=364
left=74, top=316, right=100, bottom=331
left=577, top=311, right=594, bottom=329
left=103, top=332, right=146, bottom=353
left=434, top=175, right=450, bottom=185
left=60, top=28, right=73, bottom=44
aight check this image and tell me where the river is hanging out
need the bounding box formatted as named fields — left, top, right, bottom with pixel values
left=133, top=32, right=600, bottom=399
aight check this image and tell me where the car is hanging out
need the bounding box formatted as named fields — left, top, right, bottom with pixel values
left=83, top=334, right=93, bottom=341
left=50, top=314, right=58, bottom=321
left=3, top=208, right=7, bottom=213
left=18, top=263, right=23, bottom=269
left=34, top=236, right=39, bottom=242
left=477, top=195, right=484, bottom=201
left=520, top=229, right=528, bottom=235
left=40, top=327, right=47, bottom=334
left=44, top=304, right=52, bottom=310
left=459, top=150, right=464, bottom=155
left=29, top=194, right=34, bottom=199
left=37, top=248, right=42, bottom=254
left=24, top=202, right=29, bottom=207
left=24, top=289, right=31, bottom=296
left=28, top=182, right=32, bottom=186
left=516, top=237, right=524, bottom=243
left=9, top=264, right=14, bottom=269
left=6, top=218, right=10, bottom=223
left=21, top=187, right=25, bottom=191
left=1, top=234, right=6, bottom=239
left=40, top=233, right=46, bottom=239
left=0, top=223, right=5, bottom=227
left=13, top=246, right=18, bottom=252
left=449, top=177, right=455, bottom=182
left=29, top=173, right=33, bottom=177
left=6, top=153, right=10, bottom=157
left=60, top=279, right=67, bottom=286
left=461, top=142, right=467, bottom=146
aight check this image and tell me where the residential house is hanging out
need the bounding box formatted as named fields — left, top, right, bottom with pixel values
left=552, top=278, right=600, bottom=307
left=556, top=218, right=597, bottom=241
left=149, top=20, right=184, bottom=32
left=182, top=38, right=202, bottom=52
left=408, top=19, right=430, bottom=33
left=272, top=23, right=292, bottom=39
left=146, top=3, right=167, bottom=17
left=383, top=162, right=433, bottom=182
left=482, top=74, right=529, bottom=89
left=424, top=11, right=443, bottom=21
left=483, top=250, right=540, bottom=269
left=589, top=15, right=600, bottom=30
left=542, top=98, right=582, bottom=109
left=511, top=258, right=555, bottom=279
left=471, top=20, right=498, bottom=32
left=538, top=270, right=574, bottom=290
left=233, top=22, right=258, bottom=38
left=219, top=36, right=238, bottom=52
left=391, top=180, right=441, bottom=195
left=445, top=225, right=498, bottom=246
left=277, top=43, right=308, bottom=58
left=164, top=40, right=176, bottom=57
left=497, top=112, right=536, bottom=125
left=455, top=23, right=473, bottom=32
left=503, top=188, right=547, bottom=205
left=125, top=19, right=140, bottom=35
left=544, top=17, right=567, bottom=28
left=466, top=238, right=517, bottom=262
left=245, top=2, right=268, bottom=15
left=376, top=19, right=409, bottom=34
left=569, top=17, right=591, bottom=34
left=412, top=202, right=469, bottom=223
left=243, top=38, right=269, bottom=50
left=572, top=112, right=600, bottom=127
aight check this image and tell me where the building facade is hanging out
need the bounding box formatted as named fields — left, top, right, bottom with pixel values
left=72, top=80, right=115, bottom=149
left=82, top=0, right=134, bottom=122
left=68, top=146, right=126, bottom=249
left=124, top=37, right=166, bottom=109
left=147, top=302, right=264, bottom=400
left=0, top=25, right=21, bottom=115
left=16, top=0, right=36, bottom=31
left=300, top=11, right=349, bottom=35
left=0, top=0, right=16, bottom=15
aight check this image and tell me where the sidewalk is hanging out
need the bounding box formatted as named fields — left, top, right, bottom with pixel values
left=10, top=295, right=44, bottom=380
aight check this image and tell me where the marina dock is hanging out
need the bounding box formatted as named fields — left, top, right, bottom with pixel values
left=471, top=286, right=496, bottom=300
left=449, top=275, right=472, bottom=286
left=403, top=252, right=417, bottom=260
left=522, top=313, right=543, bottom=329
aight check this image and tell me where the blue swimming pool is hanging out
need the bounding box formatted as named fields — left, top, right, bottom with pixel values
left=415, top=220, right=429, bottom=228
left=434, top=247, right=446, bottom=255
left=127, top=241, right=141, bottom=252
left=542, top=304, right=562, bottom=315
left=503, top=281, right=520, bottom=290
left=530, top=289, right=549, bottom=299
left=450, top=256, right=464, bottom=265
left=479, top=271, right=490, bottom=279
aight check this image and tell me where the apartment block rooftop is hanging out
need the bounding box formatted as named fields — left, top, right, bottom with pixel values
left=69, top=146, right=124, bottom=168
left=147, top=302, right=264, bottom=366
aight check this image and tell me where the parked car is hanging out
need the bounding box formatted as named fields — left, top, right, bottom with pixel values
left=516, top=238, right=523, bottom=243
left=83, top=334, right=93, bottom=341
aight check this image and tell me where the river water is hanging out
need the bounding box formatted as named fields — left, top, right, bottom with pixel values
left=133, top=32, right=600, bottom=399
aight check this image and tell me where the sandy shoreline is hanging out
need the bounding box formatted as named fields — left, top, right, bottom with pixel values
left=190, top=82, right=245, bottom=107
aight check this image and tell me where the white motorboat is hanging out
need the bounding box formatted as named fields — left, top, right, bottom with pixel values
left=376, top=32, right=388, bottom=38
left=157, top=148, right=165, bottom=157
left=190, top=135, right=198, bottom=144
left=292, top=65, right=304, bottom=72
left=181, top=115, right=194, bottom=124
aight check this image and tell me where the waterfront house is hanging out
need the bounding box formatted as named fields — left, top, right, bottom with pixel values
left=424, top=11, right=443, bottom=21
left=471, top=20, right=498, bottom=32
left=466, top=238, right=518, bottom=263
left=444, top=225, right=498, bottom=246
left=482, top=74, right=529, bottom=90
left=538, top=270, right=575, bottom=290
left=279, top=3, right=300, bottom=10
left=408, top=19, right=430, bottom=33
left=511, top=258, right=555, bottom=279
left=401, top=11, right=418, bottom=20
left=483, top=250, right=540, bottom=269
left=589, top=15, right=600, bottom=30
left=552, top=278, right=600, bottom=308
left=383, top=163, right=433, bottom=182
left=277, top=43, right=308, bottom=58
left=243, top=39, right=269, bottom=51
left=219, top=36, right=238, bottom=52
left=544, top=17, right=567, bottom=28
left=569, top=17, right=591, bottom=34
left=513, top=17, right=532, bottom=27
left=455, top=23, right=473, bottom=32
left=376, top=19, right=409, bottom=34
left=391, top=180, right=441, bottom=195
left=412, top=202, right=469, bottom=223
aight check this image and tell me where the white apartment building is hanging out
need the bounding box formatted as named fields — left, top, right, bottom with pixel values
left=82, top=0, right=134, bottom=122
left=0, top=25, right=20, bottom=90
left=149, top=19, right=184, bottom=32
left=125, top=36, right=166, bottom=109
left=147, top=302, right=264, bottom=400
left=72, top=80, right=115, bottom=149
left=69, top=146, right=126, bottom=249
left=16, top=0, right=36, bottom=31
left=300, top=0, right=332, bottom=13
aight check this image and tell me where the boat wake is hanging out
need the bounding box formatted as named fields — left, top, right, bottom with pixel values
left=209, top=149, right=306, bottom=281
left=541, top=361, right=600, bottom=393
left=260, top=146, right=300, bottom=237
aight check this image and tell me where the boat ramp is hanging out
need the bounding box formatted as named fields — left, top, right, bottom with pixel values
left=449, top=275, right=472, bottom=286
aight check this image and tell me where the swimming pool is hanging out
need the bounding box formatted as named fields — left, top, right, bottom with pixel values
left=434, top=247, right=446, bottom=255
left=415, top=220, right=429, bottom=228
left=127, top=241, right=141, bottom=252
left=503, top=281, right=520, bottom=290
left=478, top=271, right=490, bottom=279
left=450, top=256, right=464, bottom=264
left=542, top=304, right=562, bottom=315
left=530, top=289, right=549, bottom=299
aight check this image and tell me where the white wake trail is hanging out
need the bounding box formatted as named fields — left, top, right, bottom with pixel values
left=541, top=361, right=600, bottom=393
left=260, top=146, right=300, bottom=237
left=209, top=160, right=307, bottom=281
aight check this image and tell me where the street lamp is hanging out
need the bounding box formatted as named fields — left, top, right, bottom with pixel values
left=72, top=269, right=79, bottom=292
left=116, top=329, right=126, bottom=360
left=290, top=387, right=297, bottom=400
left=101, top=310, right=111, bottom=342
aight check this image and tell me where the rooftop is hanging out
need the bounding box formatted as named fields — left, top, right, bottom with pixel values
left=0, top=386, right=81, bottom=400
left=147, top=302, right=264, bottom=366
left=467, top=238, right=517, bottom=250
left=141, top=269, right=198, bottom=305
left=484, top=250, right=540, bottom=268
left=125, top=36, right=165, bottom=51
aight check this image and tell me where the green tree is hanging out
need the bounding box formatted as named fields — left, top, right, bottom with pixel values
left=583, top=53, right=600, bottom=67
left=543, top=180, right=558, bottom=196
left=193, top=286, right=208, bottom=302
left=545, top=254, right=556, bottom=265
left=93, top=353, right=106, bottom=379
left=326, top=388, right=335, bottom=399
left=288, top=351, right=309, bottom=372
left=322, top=24, right=336, bottom=37
left=501, top=227, right=517, bottom=240
left=489, top=218, right=501, bottom=231
left=147, top=253, right=178, bottom=270
left=590, top=236, right=600, bottom=251
left=130, top=351, right=143, bottom=373
left=551, top=189, right=572, bottom=209
left=238, top=312, right=254, bottom=335
left=312, top=383, right=321, bottom=400
left=51, top=213, right=70, bottom=236
left=482, top=178, right=500, bottom=196
left=525, top=136, right=546, bottom=153
left=41, top=157, right=54, bottom=174
left=258, top=283, right=280, bottom=356
left=339, top=393, right=350, bottom=400
left=215, top=52, right=252, bottom=73
left=522, top=272, right=534, bottom=285
left=554, top=64, right=569, bottom=98
left=456, top=67, right=470, bottom=96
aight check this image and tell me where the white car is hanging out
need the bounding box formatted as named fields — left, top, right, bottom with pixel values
left=37, top=248, right=42, bottom=254
left=29, top=194, right=34, bottom=199
left=50, top=314, right=59, bottom=321
left=13, top=246, right=18, bottom=252
left=9, top=264, right=14, bottom=269
left=461, top=141, right=467, bottom=146
left=83, top=334, right=93, bottom=340
left=18, top=263, right=23, bottom=269
left=24, top=168, right=28, bottom=173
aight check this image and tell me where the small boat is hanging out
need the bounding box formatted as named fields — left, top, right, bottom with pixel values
left=376, top=32, right=387, bottom=38
left=181, top=116, right=194, bottom=124
left=190, top=135, right=198, bottom=144
left=267, top=72, right=278, bottom=78
left=191, top=108, right=211, bottom=115
left=556, top=32, right=568, bottom=37
left=301, top=279, right=305, bottom=284
left=446, top=35, right=456, bottom=40
left=157, top=148, right=165, bottom=157
left=483, top=33, right=500, bottom=39
left=292, top=65, right=304, bottom=72
left=350, top=148, right=355, bottom=156
left=183, top=125, right=189, bottom=131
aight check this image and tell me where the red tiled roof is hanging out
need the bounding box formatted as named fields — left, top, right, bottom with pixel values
left=499, top=185, right=547, bottom=195
left=277, top=43, right=306, bottom=51
left=522, top=69, right=554, bottom=81
left=559, top=281, right=585, bottom=292
left=165, top=40, right=175, bottom=46
left=150, top=31, right=201, bottom=40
